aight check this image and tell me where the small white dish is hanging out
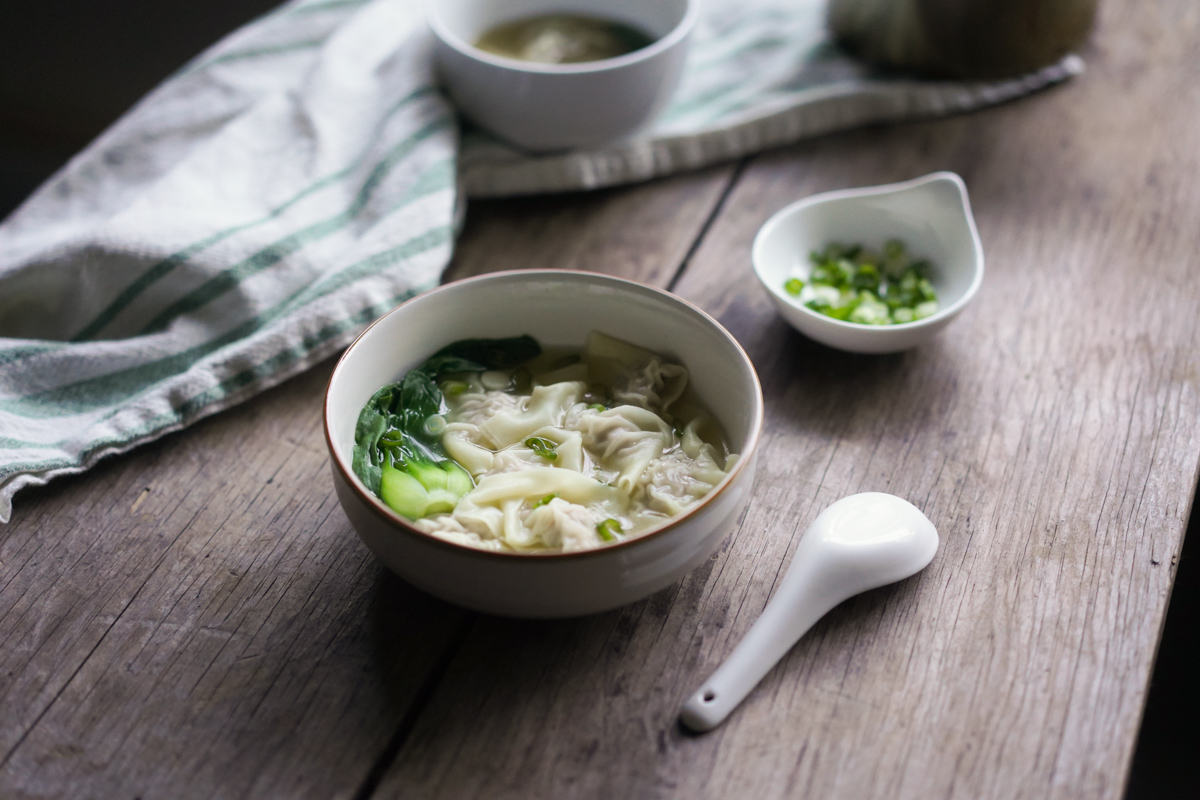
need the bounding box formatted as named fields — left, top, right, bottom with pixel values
left=428, top=0, right=695, bottom=152
left=324, top=270, right=763, bottom=618
left=752, top=171, right=984, bottom=354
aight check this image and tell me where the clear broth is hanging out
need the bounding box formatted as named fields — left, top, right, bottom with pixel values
left=474, top=13, right=656, bottom=64
left=479, top=344, right=732, bottom=462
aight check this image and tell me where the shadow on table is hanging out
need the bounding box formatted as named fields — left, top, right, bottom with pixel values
left=1124, top=484, right=1200, bottom=799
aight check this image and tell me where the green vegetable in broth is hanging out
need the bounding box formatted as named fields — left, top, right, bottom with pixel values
left=380, top=459, right=474, bottom=520
left=351, top=330, right=738, bottom=554
left=474, top=14, right=655, bottom=64
left=524, top=437, right=559, bottom=461
left=596, top=518, right=623, bottom=542
left=533, top=494, right=558, bottom=508
left=352, top=335, right=541, bottom=518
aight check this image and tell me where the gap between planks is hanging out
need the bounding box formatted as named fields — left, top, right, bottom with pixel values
left=354, top=158, right=754, bottom=793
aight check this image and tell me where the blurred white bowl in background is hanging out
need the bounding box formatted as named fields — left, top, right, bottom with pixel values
left=428, top=0, right=695, bottom=151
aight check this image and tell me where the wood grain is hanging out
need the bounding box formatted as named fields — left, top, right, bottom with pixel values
left=2, top=0, right=1198, bottom=798
left=0, top=362, right=468, bottom=800
left=445, top=165, right=735, bottom=284
left=0, top=169, right=734, bottom=798
left=371, top=1, right=1200, bottom=798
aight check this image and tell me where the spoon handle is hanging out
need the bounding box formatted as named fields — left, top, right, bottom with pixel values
left=679, top=493, right=938, bottom=732
left=680, top=556, right=834, bottom=732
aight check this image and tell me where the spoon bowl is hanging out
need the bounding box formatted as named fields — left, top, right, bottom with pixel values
left=680, top=492, right=938, bottom=732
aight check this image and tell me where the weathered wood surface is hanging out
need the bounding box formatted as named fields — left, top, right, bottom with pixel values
left=0, top=169, right=731, bottom=799
left=446, top=165, right=736, bottom=284
left=2, top=0, right=1198, bottom=797
left=372, top=3, right=1200, bottom=797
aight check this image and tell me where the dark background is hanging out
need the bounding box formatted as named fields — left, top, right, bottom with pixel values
left=0, top=0, right=281, bottom=216
left=0, top=2, right=1195, bottom=796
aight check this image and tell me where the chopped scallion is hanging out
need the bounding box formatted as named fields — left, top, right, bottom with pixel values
left=596, top=518, right=623, bottom=541
left=784, top=239, right=938, bottom=326
left=524, top=436, right=558, bottom=460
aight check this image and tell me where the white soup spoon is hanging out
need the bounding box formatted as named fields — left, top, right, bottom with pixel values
left=680, top=492, right=939, bottom=732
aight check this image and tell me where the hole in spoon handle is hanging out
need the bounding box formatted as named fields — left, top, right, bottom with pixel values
left=679, top=557, right=837, bottom=732
left=681, top=683, right=730, bottom=732
left=680, top=493, right=940, bottom=733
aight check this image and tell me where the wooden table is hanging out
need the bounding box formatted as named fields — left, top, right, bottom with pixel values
left=3, top=1, right=1198, bottom=797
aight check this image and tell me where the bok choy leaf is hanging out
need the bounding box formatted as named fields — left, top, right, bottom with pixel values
left=352, top=335, right=541, bottom=517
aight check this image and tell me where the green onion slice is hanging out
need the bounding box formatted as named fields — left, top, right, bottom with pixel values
left=786, top=239, right=938, bottom=326
left=524, top=436, right=558, bottom=460
left=596, top=518, right=623, bottom=542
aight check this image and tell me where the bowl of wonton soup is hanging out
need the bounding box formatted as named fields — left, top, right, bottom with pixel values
left=324, top=270, right=763, bottom=618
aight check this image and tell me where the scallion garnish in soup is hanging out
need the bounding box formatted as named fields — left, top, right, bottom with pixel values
left=352, top=332, right=737, bottom=553
left=473, top=14, right=656, bottom=64
left=785, top=239, right=939, bottom=324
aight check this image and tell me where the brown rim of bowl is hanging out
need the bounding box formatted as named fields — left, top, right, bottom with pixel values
left=324, top=269, right=763, bottom=563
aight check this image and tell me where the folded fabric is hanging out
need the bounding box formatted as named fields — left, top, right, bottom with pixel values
left=459, top=1, right=1081, bottom=197
left=0, top=0, right=1080, bottom=522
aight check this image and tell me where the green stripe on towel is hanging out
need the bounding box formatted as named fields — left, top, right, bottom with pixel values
left=0, top=281, right=427, bottom=480
left=0, top=224, right=449, bottom=419
left=70, top=86, right=438, bottom=342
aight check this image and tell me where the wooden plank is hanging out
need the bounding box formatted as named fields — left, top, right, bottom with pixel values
left=446, top=165, right=735, bottom=284
left=0, top=362, right=469, bottom=799
left=371, top=1, right=1200, bottom=797
left=0, top=166, right=735, bottom=798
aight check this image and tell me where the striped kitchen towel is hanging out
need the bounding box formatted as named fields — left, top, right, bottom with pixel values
left=0, top=0, right=1080, bottom=521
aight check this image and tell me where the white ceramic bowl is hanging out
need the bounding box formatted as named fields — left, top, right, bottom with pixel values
left=325, top=271, right=763, bottom=618
left=752, top=171, right=984, bottom=354
left=428, top=0, right=695, bottom=151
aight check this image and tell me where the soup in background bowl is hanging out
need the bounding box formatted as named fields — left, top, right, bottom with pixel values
left=428, top=0, right=696, bottom=151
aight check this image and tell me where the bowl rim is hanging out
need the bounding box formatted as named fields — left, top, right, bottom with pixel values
left=427, top=0, right=699, bottom=76
left=324, top=269, right=764, bottom=563
left=752, top=171, right=985, bottom=336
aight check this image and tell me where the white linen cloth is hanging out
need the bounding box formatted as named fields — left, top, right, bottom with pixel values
left=0, top=0, right=1081, bottom=521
